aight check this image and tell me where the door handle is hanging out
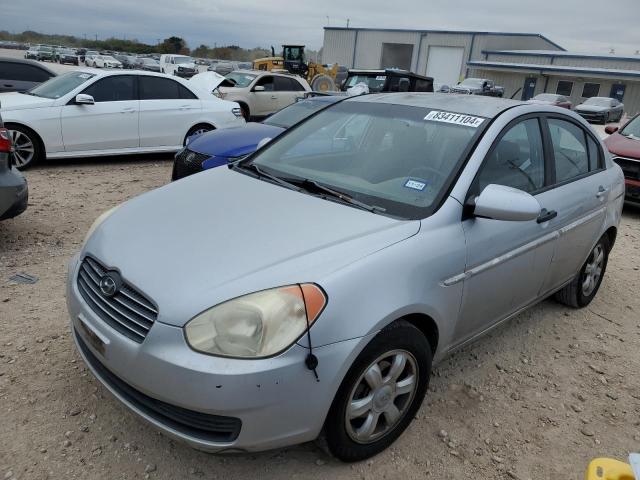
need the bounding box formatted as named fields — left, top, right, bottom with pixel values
left=537, top=208, right=557, bottom=224
left=596, top=186, right=609, bottom=198
left=120, top=107, right=135, bottom=113
left=179, top=105, right=192, bottom=110
left=271, top=95, right=277, bottom=100
left=3, top=84, right=13, bottom=88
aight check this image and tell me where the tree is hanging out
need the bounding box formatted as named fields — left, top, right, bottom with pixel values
left=158, top=36, right=189, bottom=55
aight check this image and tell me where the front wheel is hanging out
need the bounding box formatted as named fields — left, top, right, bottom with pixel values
left=555, top=235, right=610, bottom=308
left=183, top=124, right=213, bottom=146
left=8, top=125, right=43, bottom=169
left=324, top=320, right=432, bottom=462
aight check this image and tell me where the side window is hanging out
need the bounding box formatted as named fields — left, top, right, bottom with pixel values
left=139, top=76, right=182, bottom=100
left=178, top=84, right=197, bottom=99
left=255, top=76, right=274, bottom=91
left=548, top=118, right=589, bottom=182
left=476, top=118, right=545, bottom=194
left=82, top=76, right=135, bottom=102
left=1, top=62, right=52, bottom=82
left=274, top=76, right=294, bottom=91
left=587, top=136, right=602, bottom=171
left=415, top=79, right=432, bottom=92
left=289, top=78, right=306, bottom=92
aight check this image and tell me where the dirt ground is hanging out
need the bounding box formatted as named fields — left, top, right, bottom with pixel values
left=1, top=154, right=639, bottom=480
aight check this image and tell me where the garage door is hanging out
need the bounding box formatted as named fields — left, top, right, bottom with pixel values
left=426, top=46, right=465, bottom=87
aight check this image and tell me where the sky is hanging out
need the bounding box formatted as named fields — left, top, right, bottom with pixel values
left=3, top=0, right=639, bottom=55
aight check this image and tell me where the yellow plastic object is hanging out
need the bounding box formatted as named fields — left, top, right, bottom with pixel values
left=585, top=458, right=635, bottom=480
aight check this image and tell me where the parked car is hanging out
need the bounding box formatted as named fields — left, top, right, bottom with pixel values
left=214, top=70, right=311, bottom=119
left=0, top=57, right=56, bottom=93
left=450, top=78, right=504, bottom=97
left=0, top=70, right=244, bottom=169
left=213, top=61, right=238, bottom=76
left=113, top=54, right=137, bottom=69
left=56, top=48, right=80, bottom=65
left=136, top=57, right=161, bottom=72
left=575, top=97, right=624, bottom=124
left=0, top=112, right=28, bottom=221
left=35, top=45, right=55, bottom=62
left=604, top=113, right=640, bottom=205
left=159, top=54, right=197, bottom=78
left=527, top=93, right=572, bottom=109
left=84, top=50, right=99, bottom=66
left=91, top=55, right=123, bottom=69
left=24, top=46, right=39, bottom=60
left=341, top=69, right=433, bottom=93
left=68, top=94, right=623, bottom=462
left=172, top=95, right=343, bottom=180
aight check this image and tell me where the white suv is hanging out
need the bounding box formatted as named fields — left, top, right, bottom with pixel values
left=215, top=70, right=311, bottom=119
left=159, top=54, right=197, bottom=78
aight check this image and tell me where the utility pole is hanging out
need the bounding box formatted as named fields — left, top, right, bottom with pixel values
left=95, top=33, right=98, bottom=41
left=346, top=18, right=350, bottom=28
left=326, top=16, right=330, bottom=26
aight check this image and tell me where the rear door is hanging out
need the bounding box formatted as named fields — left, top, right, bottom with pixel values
left=0, top=61, right=54, bottom=92
left=537, top=116, right=608, bottom=294
left=273, top=76, right=305, bottom=110
left=138, top=76, right=201, bottom=147
left=60, top=75, right=139, bottom=152
left=250, top=75, right=278, bottom=116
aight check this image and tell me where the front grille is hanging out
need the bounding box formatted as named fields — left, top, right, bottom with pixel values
left=77, top=257, right=157, bottom=343
left=612, top=156, right=640, bottom=181
left=75, top=330, right=242, bottom=442
left=173, top=148, right=210, bottom=180
left=450, top=87, right=471, bottom=94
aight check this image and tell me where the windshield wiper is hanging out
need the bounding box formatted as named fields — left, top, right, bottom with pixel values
left=232, top=162, right=301, bottom=192
left=292, top=178, right=387, bottom=214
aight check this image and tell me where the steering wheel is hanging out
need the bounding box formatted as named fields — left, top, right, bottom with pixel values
left=407, top=166, right=446, bottom=186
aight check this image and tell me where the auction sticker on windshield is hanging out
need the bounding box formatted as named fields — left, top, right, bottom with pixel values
left=424, top=111, right=485, bottom=128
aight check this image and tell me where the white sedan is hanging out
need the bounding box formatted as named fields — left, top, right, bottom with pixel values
left=0, top=70, right=245, bottom=168
left=92, top=55, right=123, bottom=69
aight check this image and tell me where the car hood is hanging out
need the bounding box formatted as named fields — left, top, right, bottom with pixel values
left=0, top=92, right=56, bottom=111
left=189, top=72, right=227, bottom=94
left=604, top=132, right=640, bottom=159
left=576, top=105, right=608, bottom=112
left=188, top=122, right=285, bottom=158
left=85, top=168, right=419, bottom=327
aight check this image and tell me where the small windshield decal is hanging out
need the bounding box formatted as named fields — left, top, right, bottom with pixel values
left=424, top=111, right=485, bottom=128
left=404, top=179, right=427, bottom=191
left=78, top=74, right=92, bottom=79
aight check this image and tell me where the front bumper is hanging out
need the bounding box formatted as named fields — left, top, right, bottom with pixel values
left=66, top=254, right=363, bottom=452
left=0, top=166, right=28, bottom=220
left=576, top=111, right=607, bottom=123
left=175, top=70, right=197, bottom=78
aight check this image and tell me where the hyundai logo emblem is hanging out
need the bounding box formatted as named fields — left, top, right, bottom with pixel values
left=99, top=273, right=120, bottom=297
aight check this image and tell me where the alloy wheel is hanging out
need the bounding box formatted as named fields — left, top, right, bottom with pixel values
left=10, top=130, right=35, bottom=168
left=345, top=350, right=418, bottom=444
left=582, top=244, right=604, bottom=297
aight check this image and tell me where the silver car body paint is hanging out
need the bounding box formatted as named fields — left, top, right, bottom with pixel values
left=67, top=94, right=624, bottom=453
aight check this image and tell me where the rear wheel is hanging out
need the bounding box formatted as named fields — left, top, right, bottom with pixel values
left=7, top=125, right=43, bottom=170
left=555, top=235, right=610, bottom=308
left=325, top=320, right=431, bottom=462
left=239, top=104, right=250, bottom=121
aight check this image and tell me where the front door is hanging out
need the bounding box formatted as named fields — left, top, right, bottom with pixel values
left=609, top=84, right=626, bottom=103
left=250, top=75, right=278, bottom=117
left=521, top=77, right=537, bottom=101
left=456, top=117, right=557, bottom=343
left=61, top=75, right=139, bottom=152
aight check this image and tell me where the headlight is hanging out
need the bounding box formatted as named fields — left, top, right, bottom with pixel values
left=83, top=205, right=120, bottom=245
left=185, top=284, right=326, bottom=358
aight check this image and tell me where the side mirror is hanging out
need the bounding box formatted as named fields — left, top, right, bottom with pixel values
left=473, top=184, right=541, bottom=222
left=256, top=137, right=272, bottom=149
left=604, top=125, right=619, bottom=135
left=253, top=85, right=265, bottom=92
left=75, top=94, right=94, bottom=105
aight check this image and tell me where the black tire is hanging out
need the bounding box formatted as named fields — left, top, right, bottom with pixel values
left=324, top=320, right=432, bottom=462
left=555, top=235, right=610, bottom=308
left=183, top=124, right=213, bottom=146
left=6, top=124, right=43, bottom=170
left=239, top=103, right=250, bottom=121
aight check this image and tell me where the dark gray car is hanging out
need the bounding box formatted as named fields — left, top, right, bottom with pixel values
left=0, top=112, right=28, bottom=220
left=575, top=97, right=624, bottom=124
left=0, top=57, right=56, bottom=93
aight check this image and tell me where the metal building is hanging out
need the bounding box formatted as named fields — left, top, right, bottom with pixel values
left=323, top=27, right=640, bottom=114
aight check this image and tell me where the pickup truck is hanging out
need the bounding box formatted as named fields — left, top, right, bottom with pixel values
left=450, top=78, right=504, bottom=97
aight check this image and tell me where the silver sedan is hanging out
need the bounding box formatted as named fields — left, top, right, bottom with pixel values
left=67, top=93, right=624, bottom=461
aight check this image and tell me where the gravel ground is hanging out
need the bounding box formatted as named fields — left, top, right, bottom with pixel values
left=1, top=155, right=639, bottom=480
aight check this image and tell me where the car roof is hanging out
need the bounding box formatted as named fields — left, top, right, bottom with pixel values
left=346, top=92, right=523, bottom=118
left=0, top=57, right=56, bottom=74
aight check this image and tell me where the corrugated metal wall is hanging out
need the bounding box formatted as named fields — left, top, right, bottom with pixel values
left=352, top=30, right=423, bottom=69
left=468, top=68, right=544, bottom=99
left=322, top=29, right=356, bottom=67
left=486, top=54, right=552, bottom=65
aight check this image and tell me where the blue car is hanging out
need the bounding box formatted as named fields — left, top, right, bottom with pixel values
left=172, top=95, right=343, bottom=180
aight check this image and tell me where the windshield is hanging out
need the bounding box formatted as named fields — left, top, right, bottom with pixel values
left=249, top=102, right=485, bottom=219
left=27, top=71, right=96, bottom=99
left=174, top=56, right=193, bottom=64
left=86, top=51, right=98, bottom=56
left=584, top=98, right=611, bottom=107
left=61, top=49, right=75, bottom=55
left=264, top=100, right=333, bottom=128
left=344, top=74, right=386, bottom=92
left=103, top=56, right=117, bottom=61
left=533, top=94, right=558, bottom=101
left=460, top=78, right=484, bottom=87
left=39, top=46, right=52, bottom=52
left=620, top=115, right=640, bottom=138
left=225, top=72, right=257, bottom=88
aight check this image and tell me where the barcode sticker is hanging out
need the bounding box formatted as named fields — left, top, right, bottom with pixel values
left=424, top=111, right=485, bottom=128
